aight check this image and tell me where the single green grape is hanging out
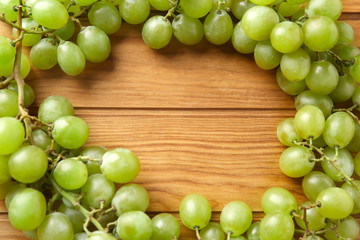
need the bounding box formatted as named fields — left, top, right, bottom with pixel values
left=142, top=16, right=172, bottom=49
left=38, top=212, right=74, bottom=240
left=341, top=180, right=360, bottom=214
left=81, top=146, right=107, bottom=175
left=321, top=147, right=354, bottom=182
left=88, top=2, right=122, bottom=34
left=232, top=21, right=257, bottom=54
left=0, top=0, right=18, bottom=21
left=53, top=20, right=76, bottom=40
left=336, top=21, right=354, bottom=43
left=329, top=72, right=355, bottom=103
left=4, top=183, right=26, bottom=208
left=246, top=222, right=260, bottom=240
left=87, top=231, right=117, bottom=240
left=332, top=41, right=360, bottom=61
left=54, top=159, right=88, bottom=190
left=74, top=0, right=96, bottom=6
left=116, top=211, right=153, bottom=240
left=276, top=68, right=306, bottom=96
left=302, top=171, right=335, bottom=202
left=305, top=0, right=342, bottom=21
left=119, top=0, right=150, bottom=25
left=81, top=174, right=115, bottom=209
left=0, top=117, right=25, bottom=155
left=204, top=10, right=233, bottom=45
left=30, top=38, right=58, bottom=70
left=151, top=213, right=181, bottom=240
left=294, top=105, right=325, bottom=140
left=294, top=90, right=333, bottom=119
left=0, top=53, right=31, bottom=79
left=277, top=2, right=301, bottom=17
left=200, top=222, right=225, bottom=240
left=7, top=81, right=35, bottom=108
left=32, top=0, right=69, bottom=29
left=250, top=0, right=276, bottom=5
left=280, top=48, right=311, bottom=82
left=0, top=89, right=18, bottom=117
left=58, top=204, right=86, bottom=233
left=0, top=36, right=16, bottom=67
left=294, top=202, right=326, bottom=231
left=316, top=187, right=353, bottom=219
left=231, top=0, right=255, bottom=20
left=261, top=187, right=297, bottom=215
left=254, top=40, right=282, bottom=70
left=38, top=95, right=74, bottom=123
left=149, top=0, right=171, bottom=10
left=57, top=41, right=86, bottom=76
left=259, top=212, right=295, bottom=240
left=279, top=146, right=315, bottom=178
left=32, top=129, right=60, bottom=152
left=324, top=216, right=360, bottom=239
left=172, top=13, right=204, bottom=46
left=181, top=0, right=213, bottom=18
left=277, top=118, right=302, bottom=146
left=270, top=21, right=303, bottom=53
left=220, top=201, right=252, bottom=236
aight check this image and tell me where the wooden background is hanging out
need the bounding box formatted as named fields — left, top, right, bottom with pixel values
left=1, top=1, right=360, bottom=239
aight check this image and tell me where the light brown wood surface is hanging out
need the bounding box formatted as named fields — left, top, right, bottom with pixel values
left=1, top=1, right=360, bottom=239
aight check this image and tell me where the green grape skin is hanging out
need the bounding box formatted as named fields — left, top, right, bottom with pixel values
left=22, top=229, right=38, bottom=240
left=294, top=202, right=326, bottom=231
left=53, top=20, right=76, bottom=41
left=0, top=53, right=31, bottom=79
left=254, top=40, right=282, bottom=70
left=58, top=204, right=86, bottom=233
left=211, top=0, right=232, bottom=11
left=119, top=0, right=150, bottom=25
left=347, top=121, right=360, bottom=152
left=4, top=183, right=26, bottom=208
left=329, top=73, right=355, bottom=103
left=355, top=152, right=360, bottom=176
left=220, top=201, right=252, bottom=236
left=116, top=211, right=153, bottom=240
left=172, top=13, right=204, bottom=46
left=322, top=112, right=355, bottom=149
left=241, top=6, right=279, bottom=41
left=81, top=146, right=107, bottom=175
left=0, top=89, right=18, bottom=117
left=305, top=0, right=342, bottom=21
left=32, top=0, right=69, bottom=29
left=277, top=118, right=302, bottom=146
left=74, top=0, right=96, bottom=6
left=277, top=2, right=301, bottom=17
left=279, top=146, right=315, bottom=178
left=38, top=212, right=74, bottom=240
left=294, top=90, right=333, bottom=119
left=332, top=41, right=360, bottom=61
left=204, top=10, right=233, bottom=45
left=0, top=0, right=18, bottom=21
left=316, top=187, right=353, bottom=219
left=30, top=38, right=58, bottom=70
left=270, top=21, right=303, bottom=54
left=305, top=60, right=339, bottom=96
left=276, top=68, right=306, bottom=96
left=336, top=21, right=354, bottom=43
left=232, top=21, right=257, bottom=54
left=151, top=213, right=181, bottom=240
left=0, top=36, right=16, bottom=67
left=350, top=55, right=360, bottom=83
left=246, top=222, right=260, bottom=240
left=179, top=193, right=212, bottom=230
left=88, top=2, right=122, bottom=34
left=87, top=231, right=117, bottom=240
left=111, top=183, right=149, bottom=216
left=312, top=135, right=327, bottom=148
left=200, top=222, right=225, bottom=240
left=32, top=129, right=60, bottom=152
left=38, top=95, right=74, bottom=123
left=12, top=18, right=42, bottom=47
left=57, top=41, right=86, bottom=76
left=0, top=179, right=11, bottom=200
left=261, top=187, right=297, bottom=215
left=0, top=117, right=25, bottom=155
left=8, top=81, right=35, bottom=108
left=231, top=0, right=256, bottom=20
left=302, top=16, right=339, bottom=52
left=259, top=212, right=295, bottom=240
left=8, top=188, right=46, bottom=231
left=74, top=232, right=87, bottom=240
left=54, top=159, right=88, bottom=190
left=302, top=171, right=335, bottom=202
left=52, top=116, right=89, bottom=150
left=181, top=0, right=213, bottom=18
left=250, top=0, right=275, bottom=5
left=0, top=155, right=10, bottom=183
left=341, top=180, right=360, bottom=214
left=149, top=0, right=171, bottom=10
left=142, top=16, right=172, bottom=49
left=101, top=148, right=140, bottom=183
left=294, top=105, right=325, bottom=140
left=325, top=216, right=360, bottom=239
left=81, top=174, right=115, bottom=209
left=322, top=147, right=354, bottom=182
left=280, top=48, right=311, bottom=82
left=8, top=145, right=48, bottom=184
left=305, top=236, right=323, bottom=240
left=230, top=236, right=247, bottom=240
left=353, top=85, right=360, bottom=106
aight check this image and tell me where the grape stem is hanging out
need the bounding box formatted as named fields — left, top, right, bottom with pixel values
left=333, top=104, right=360, bottom=126
left=0, top=75, right=14, bottom=88
left=327, top=49, right=356, bottom=67
left=0, top=14, right=52, bottom=34
left=165, top=0, right=179, bottom=19
left=226, top=231, right=232, bottom=240
left=194, top=226, right=202, bottom=240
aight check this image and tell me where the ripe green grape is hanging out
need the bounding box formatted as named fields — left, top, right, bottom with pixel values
left=119, top=0, right=150, bottom=25
left=329, top=73, right=355, bottom=103
left=54, top=159, right=88, bottom=190
left=32, top=0, right=69, bottom=29
left=181, top=0, right=213, bottom=18
left=57, top=41, right=86, bottom=76
left=151, top=213, right=181, bottom=240
left=111, top=183, right=149, bottom=216
left=172, top=13, right=204, bottom=46
left=149, top=0, right=171, bottom=10
left=30, top=38, right=58, bottom=70
left=74, top=0, right=96, bottom=6
left=0, top=155, right=10, bottom=183
left=204, top=10, right=233, bottom=45
left=38, top=95, right=74, bottom=123
left=259, top=212, right=295, bottom=240
left=22, top=229, right=38, bottom=240
left=0, top=117, right=25, bottom=155
left=53, top=20, right=76, bottom=41
left=316, top=187, right=353, bottom=219
left=0, top=89, right=18, bottom=117
left=294, top=202, right=326, bottom=231
left=332, top=41, right=360, bottom=61
left=294, top=105, right=325, bottom=140
left=58, top=204, right=86, bottom=233
left=116, top=211, right=153, bottom=240
left=232, top=21, right=257, bottom=54
left=254, top=40, right=282, bottom=70
left=81, top=146, right=107, bottom=175
left=7, top=82, right=34, bottom=109
left=294, top=90, right=333, bottom=119
left=242, top=6, right=279, bottom=41
left=336, top=21, right=354, bottom=43
left=101, top=148, right=140, bottom=183
left=8, top=188, right=46, bottom=231
left=0, top=53, right=31, bottom=79
left=231, top=0, right=256, bottom=20
left=88, top=2, right=122, bottom=34
left=302, top=171, right=335, bottom=202
left=246, top=222, right=260, bottom=240
left=325, top=216, right=360, bottom=239
left=341, top=180, right=360, bottom=214
left=4, top=183, right=26, bottom=208
left=270, top=21, right=303, bottom=53
left=347, top=121, right=360, bottom=152
left=87, top=231, right=117, bottom=240
left=142, top=16, right=172, bottom=49
left=280, top=48, right=311, bottom=81
left=276, top=68, right=306, bottom=96
left=277, top=2, right=301, bottom=17
left=322, top=147, right=354, bottom=182
left=250, top=0, right=276, bottom=4
left=220, top=201, right=252, bottom=236
left=261, top=187, right=297, bottom=215
left=277, top=118, right=302, bottom=146
left=350, top=55, right=360, bottom=83
left=32, top=129, right=60, bottom=152
left=279, top=146, right=315, bottom=178
left=12, top=18, right=42, bottom=47
left=305, top=0, right=342, bottom=21
left=179, top=193, right=212, bottom=230
left=355, top=152, right=360, bottom=176
left=0, top=0, right=18, bottom=21
left=38, top=212, right=74, bottom=240
left=81, top=174, right=115, bottom=209
left=0, top=36, right=16, bottom=67
left=73, top=233, right=87, bottom=240
left=200, top=222, right=225, bottom=240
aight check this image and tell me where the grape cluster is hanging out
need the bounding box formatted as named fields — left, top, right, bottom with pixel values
left=0, top=0, right=360, bottom=239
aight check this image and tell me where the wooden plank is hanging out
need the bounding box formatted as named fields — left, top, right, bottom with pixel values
left=343, top=0, right=360, bottom=13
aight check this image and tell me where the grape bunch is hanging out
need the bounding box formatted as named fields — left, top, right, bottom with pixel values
left=0, top=0, right=360, bottom=239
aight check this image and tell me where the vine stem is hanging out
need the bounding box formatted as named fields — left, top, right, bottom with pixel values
left=0, top=13, right=51, bottom=34
left=195, top=226, right=202, bottom=240
left=0, top=75, right=14, bottom=88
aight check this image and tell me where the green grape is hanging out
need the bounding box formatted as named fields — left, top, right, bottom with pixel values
left=350, top=55, right=360, bottom=83
left=336, top=21, right=354, bottom=43
left=38, top=212, right=74, bottom=240
left=179, top=193, right=212, bottom=230
left=0, top=89, right=18, bottom=117
left=57, top=41, right=86, bottom=76
left=277, top=118, right=302, bottom=146
left=294, top=202, right=326, bottom=231
left=32, top=129, right=60, bottom=152
left=322, top=147, right=354, bottom=182
left=254, top=40, right=282, bottom=70
left=200, top=222, right=225, bottom=240
left=142, top=16, right=172, bottom=49
left=0, top=53, right=31, bottom=79
left=52, top=116, right=89, bottom=149
left=38, top=95, right=74, bottom=123
left=88, top=2, right=122, bottom=34
left=279, top=146, right=315, bottom=178
left=325, top=216, right=360, bottom=239
left=8, top=145, right=48, bottom=183
left=316, top=187, right=353, bottom=219
left=347, top=121, right=360, bottom=152
left=341, top=180, right=360, bottom=214
left=259, top=212, right=295, bottom=240
left=23, top=229, right=38, bottom=240
left=220, top=201, right=252, bottom=236
left=276, top=68, right=306, bottom=96
left=246, top=222, right=260, bottom=240
left=74, top=0, right=96, bottom=6
left=329, top=73, right=355, bottom=103
left=181, top=0, right=213, bottom=18
left=302, top=171, right=335, bottom=202
left=116, top=211, right=153, bottom=240
left=250, top=0, right=275, bottom=5
left=230, top=236, right=247, bottom=240
left=280, top=48, right=311, bottom=81
left=242, top=6, right=279, bottom=41
left=111, top=183, right=149, bottom=216
left=87, top=231, right=117, bottom=240
left=312, top=135, right=327, bottom=148
left=304, top=236, right=323, bottom=240
left=73, top=232, right=87, bottom=240
left=8, top=188, right=46, bottom=231
left=0, top=0, right=18, bottom=21
left=353, top=85, right=360, bottom=106
left=150, top=0, right=171, bottom=10
left=322, top=112, right=355, bottom=149
left=232, top=21, right=257, bottom=54
left=0, top=117, right=25, bottom=155
left=12, top=18, right=42, bottom=47
left=58, top=204, right=86, bottom=233
left=305, top=0, right=342, bottom=21
left=119, top=0, right=150, bottom=25
left=8, top=81, right=35, bottom=108
left=277, top=2, right=301, bottom=17
left=270, top=21, right=303, bottom=54
left=32, top=0, right=69, bottom=29
left=302, top=16, right=339, bottom=52
left=287, top=0, right=307, bottom=4
left=172, top=13, right=204, bottom=46
left=30, top=38, right=58, bottom=70
left=0, top=36, right=16, bottom=67
left=261, top=187, right=297, bottom=215
left=355, top=152, right=360, bottom=176
left=151, top=213, right=181, bottom=240
left=81, top=146, right=107, bottom=175
left=204, top=10, right=233, bottom=45
left=231, top=0, right=256, bottom=20
left=0, top=155, right=10, bottom=183
left=101, top=148, right=140, bottom=183
left=331, top=41, right=360, bottom=60
left=5, top=183, right=26, bottom=208
left=53, top=20, right=75, bottom=40
left=54, top=159, right=88, bottom=190
left=294, top=90, right=333, bottom=119
left=81, top=174, right=115, bottom=209
left=0, top=179, right=11, bottom=200
left=294, top=105, right=325, bottom=140
left=211, top=0, right=232, bottom=11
